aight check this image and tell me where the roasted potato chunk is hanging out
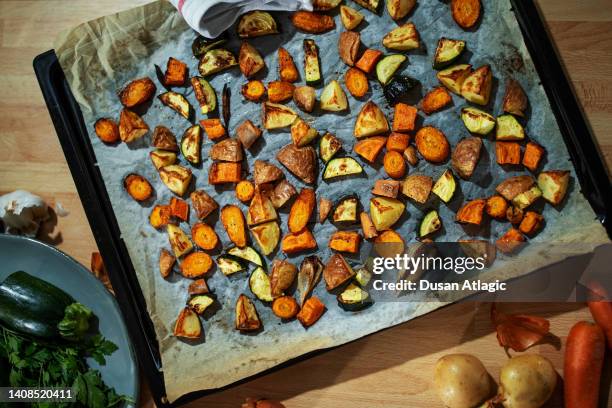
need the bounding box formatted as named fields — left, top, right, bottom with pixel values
left=460, top=65, right=492, bottom=106
left=239, top=42, right=266, bottom=77
left=254, top=160, right=284, bottom=185
left=340, top=5, right=364, bottom=30
left=452, top=137, right=482, bottom=179
left=119, top=109, right=148, bottom=143
left=151, top=125, right=178, bottom=151
left=293, top=85, right=316, bottom=113
left=323, top=253, right=355, bottom=291
left=237, top=11, right=278, bottom=38
left=537, top=170, right=570, bottom=205
left=160, top=165, right=192, bottom=196
left=354, top=101, right=389, bottom=138
left=496, top=175, right=535, bottom=201
left=276, top=144, right=317, bottom=184
left=119, top=77, right=156, bottom=108
left=386, top=0, right=416, bottom=20
left=402, top=174, right=433, bottom=204
left=236, top=119, right=263, bottom=149
left=503, top=79, right=528, bottom=117
left=190, top=190, right=218, bottom=220
left=270, top=259, right=298, bottom=298
left=209, top=138, right=243, bottom=162
left=262, top=102, right=298, bottom=129
left=338, top=31, right=361, bottom=66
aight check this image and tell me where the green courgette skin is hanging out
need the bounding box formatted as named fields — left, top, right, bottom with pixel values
left=0, top=271, right=74, bottom=340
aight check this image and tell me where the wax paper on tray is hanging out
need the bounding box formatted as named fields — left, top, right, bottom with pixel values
left=55, top=0, right=609, bottom=402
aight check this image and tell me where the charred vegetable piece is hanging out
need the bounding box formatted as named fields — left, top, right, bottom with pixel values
left=329, top=230, right=361, bottom=253
left=332, top=195, right=360, bottom=225
left=293, top=85, right=316, bottom=113
left=496, top=228, right=525, bottom=254
left=217, top=255, right=247, bottom=276
left=173, top=307, right=201, bottom=339
left=386, top=0, right=416, bottom=20
left=323, top=253, right=355, bottom=291
left=241, top=80, right=266, bottom=102
left=270, top=180, right=297, bottom=209
left=124, top=173, right=153, bottom=202
left=200, top=118, right=227, bottom=141
left=94, top=118, right=119, bottom=143
left=159, top=92, right=192, bottom=119
left=370, top=196, right=405, bottom=230
left=198, top=49, right=238, bottom=77
left=291, top=11, right=335, bottom=34
left=383, top=75, right=419, bottom=106
left=247, top=188, right=278, bottom=226
left=356, top=49, right=383, bottom=74
left=420, top=210, right=441, bottom=237
left=221, top=205, right=248, bottom=248
left=281, top=229, right=317, bottom=254
left=383, top=150, right=406, bottom=179
left=461, top=107, right=495, bottom=135
left=119, top=77, right=156, bottom=108
left=191, top=77, right=216, bottom=114
left=496, top=141, right=521, bottom=165
left=209, top=138, right=243, bottom=162
left=503, top=79, right=528, bottom=117
left=303, top=39, right=322, bottom=85
left=227, top=246, right=264, bottom=267
left=180, top=125, right=202, bottom=164
left=235, top=294, right=261, bottom=332
left=190, top=190, right=218, bottom=220
left=460, top=65, right=492, bottom=105
left=209, top=162, right=242, bottom=184
left=320, top=80, right=349, bottom=112
left=355, top=136, right=386, bottom=164
left=170, top=197, right=190, bottom=221
left=277, top=144, right=317, bottom=184
left=150, top=205, right=171, bottom=229
left=268, top=81, right=295, bottom=104
left=340, top=5, right=364, bottom=30
left=538, top=170, right=570, bottom=205
left=263, top=102, right=298, bottom=129
left=382, top=23, right=419, bottom=51
left=191, top=222, right=218, bottom=250
left=254, top=160, right=284, bottom=185
left=188, top=294, right=215, bottom=315
left=323, top=157, right=363, bottom=180
left=496, top=175, right=536, bottom=201
left=522, top=142, right=545, bottom=172
left=319, top=197, right=333, bottom=223
left=451, top=0, right=481, bottom=29
left=319, top=132, right=342, bottom=163
left=486, top=195, right=508, bottom=219
left=188, top=279, right=210, bottom=296
left=119, top=109, right=148, bottom=143
left=374, top=229, right=405, bottom=257
left=297, top=256, right=324, bottom=306
left=433, top=38, right=466, bottom=69
left=354, top=101, right=389, bottom=138
left=167, top=224, right=193, bottom=258
left=519, top=211, right=544, bottom=236
left=360, top=212, right=378, bottom=239
left=249, top=267, right=273, bottom=302
left=313, top=0, right=342, bottom=10
left=238, top=11, right=278, bottom=38
left=152, top=125, right=179, bottom=151
left=278, top=47, right=299, bottom=83
left=337, top=282, right=372, bottom=311
left=376, top=54, right=407, bottom=85
left=437, top=64, right=472, bottom=94
left=250, top=221, right=281, bottom=256
left=355, top=267, right=372, bottom=287
left=392, top=103, right=418, bottom=133
left=432, top=169, right=456, bottom=203
left=222, top=84, right=230, bottom=129
left=235, top=180, right=255, bottom=203
left=192, top=35, right=227, bottom=58
left=270, top=260, right=298, bottom=298
left=512, top=185, right=542, bottom=210
left=496, top=114, right=525, bottom=141
left=404, top=146, right=419, bottom=166
left=507, top=205, right=525, bottom=225
left=159, top=248, right=175, bottom=278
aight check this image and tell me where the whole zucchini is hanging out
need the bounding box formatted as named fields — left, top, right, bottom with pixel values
left=0, top=271, right=91, bottom=341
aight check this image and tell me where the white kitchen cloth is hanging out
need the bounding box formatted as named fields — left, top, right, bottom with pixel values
left=169, top=0, right=313, bottom=39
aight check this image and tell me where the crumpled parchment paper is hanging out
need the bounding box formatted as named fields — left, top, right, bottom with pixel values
left=55, top=0, right=609, bottom=402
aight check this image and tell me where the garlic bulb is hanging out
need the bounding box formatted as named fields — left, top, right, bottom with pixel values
left=0, top=190, right=49, bottom=237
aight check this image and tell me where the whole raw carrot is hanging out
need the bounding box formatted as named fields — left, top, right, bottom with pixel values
left=564, top=321, right=605, bottom=408
left=588, top=300, right=612, bottom=349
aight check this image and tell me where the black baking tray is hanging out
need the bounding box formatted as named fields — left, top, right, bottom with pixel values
left=33, top=1, right=611, bottom=406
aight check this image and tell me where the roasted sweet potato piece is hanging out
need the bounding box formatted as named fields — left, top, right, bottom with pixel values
left=119, top=109, right=148, bottom=143
left=200, top=118, right=227, bottom=141
left=496, top=227, right=525, bottom=254
left=289, top=188, right=316, bottom=233
left=209, top=138, right=243, bottom=162
left=150, top=205, right=172, bottom=228
left=270, top=180, right=297, bottom=208
left=486, top=195, right=508, bottom=219
left=374, top=229, right=405, bottom=257
left=344, top=67, right=369, bottom=98
left=190, top=190, right=218, bottom=220
left=456, top=199, right=486, bottom=225
left=221, top=205, right=248, bottom=247
left=297, top=296, right=325, bottom=327
left=278, top=47, right=299, bottom=83
left=159, top=248, right=175, bottom=278
left=170, top=197, right=189, bottom=221
left=360, top=212, right=378, bottom=239
left=291, top=11, right=335, bottom=33
left=272, top=296, right=300, bottom=319
left=421, top=86, right=452, bottom=114
left=323, top=253, right=355, bottom=290
left=415, top=126, right=450, bottom=163
left=209, top=162, right=242, bottom=184
left=383, top=151, right=407, bottom=179
left=119, top=77, right=156, bottom=107
left=124, top=173, right=153, bottom=201
left=173, top=307, right=201, bottom=339
left=386, top=132, right=410, bottom=153
left=192, top=222, right=219, bottom=250
left=282, top=229, right=317, bottom=254
left=236, top=119, right=263, bottom=149
left=94, top=118, right=120, bottom=143
left=522, top=142, right=545, bottom=172
left=236, top=180, right=256, bottom=203
left=319, top=197, right=332, bottom=223
left=496, top=142, right=521, bottom=165
left=519, top=211, right=544, bottom=236
left=164, top=57, right=188, bottom=86
left=372, top=179, right=400, bottom=198
left=354, top=136, right=386, bottom=163
left=268, top=81, right=295, bottom=103
left=241, top=80, right=266, bottom=102
left=329, top=230, right=361, bottom=253
left=180, top=252, right=214, bottom=278
left=451, top=0, right=481, bottom=29
left=355, top=49, right=383, bottom=74
left=392, top=103, right=417, bottom=132
left=338, top=31, right=361, bottom=66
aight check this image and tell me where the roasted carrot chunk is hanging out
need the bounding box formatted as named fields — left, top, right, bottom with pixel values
left=296, top=296, right=325, bottom=327
left=451, top=0, right=481, bottom=29
left=354, top=136, right=386, bottom=163
left=235, top=180, right=256, bottom=203
left=282, top=229, right=317, bottom=254
left=278, top=48, right=299, bottom=83
left=386, top=132, right=410, bottom=153
left=383, top=151, right=406, bottom=179
left=149, top=205, right=172, bottom=228
left=124, top=173, right=153, bottom=201
left=486, top=195, right=508, bottom=219
left=180, top=252, right=214, bottom=278
left=272, top=296, right=300, bottom=319
left=415, top=126, right=450, bottom=163
left=496, top=142, right=521, bottom=165
left=355, top=49, right=383, bottom=74
left=200, top=118, right=227, bottom=141
left=421, top=86, right=452, bottom=114
left=221, top=205, right=248, bottom=248
left=392, top=103, right=418, bottom=132
left=456, top=199, right=486, bottom=225
left=522, top=142, right=545, bottom=172
left=329, top=230, right=361, bottom=253
left=344, top=67, right=369, bottom=98
left=519, top=211, right=544, bottom=236
left=170, top=197, right=189, bottom=221
left=94, top=118, right=120, bottom=143
left=191, top=222, right=219, bottom=250
left=164, top=57, right=188, bottom=86
left=288, top=188, right=316, bottom=233
left=267, top=81, right=295, bottom=103
left=241, top=80, right=267, bottom=102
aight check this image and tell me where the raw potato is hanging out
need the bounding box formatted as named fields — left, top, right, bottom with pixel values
left=434, top=354, right=491, bottom=408
left=415, top=126, right=450, bottom=163
left=452, top=136, right=482, bottom=179
left=386, top=0, right=416, bottom=20
left=293, top=86, right=316, bottom=113
left=291, top=11, right=335, bottom=33
left=94, top=118, right=120, bottom=143
left=498, top=354, right=557, bottom=408
left=119, top=77, right=156, bottom=108
left=340, top=5, right=364, bottom=30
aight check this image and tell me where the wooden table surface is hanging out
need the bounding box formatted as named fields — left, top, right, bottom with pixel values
left=0, top=1, right=610, bottom=407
